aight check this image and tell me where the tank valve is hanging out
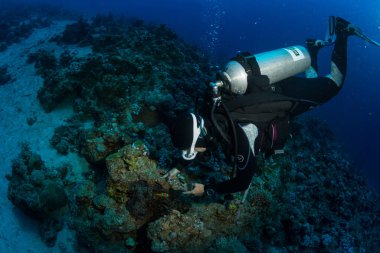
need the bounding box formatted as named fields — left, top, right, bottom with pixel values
left=210, top=80, right=224, bottom=102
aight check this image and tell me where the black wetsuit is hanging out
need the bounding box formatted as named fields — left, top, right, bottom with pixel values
left=206, top=123, right=257, bottom=194
left=205, top=26, right=349, bottom=195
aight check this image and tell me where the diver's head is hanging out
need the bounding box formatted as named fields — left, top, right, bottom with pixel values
left=171, top=113, right=208, bottom=160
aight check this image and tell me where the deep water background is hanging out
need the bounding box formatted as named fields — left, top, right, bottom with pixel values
left=4, top=0, right=380, bottom=192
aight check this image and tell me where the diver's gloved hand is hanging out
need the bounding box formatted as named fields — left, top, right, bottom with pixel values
left=161, top=168, right=180, bottom=180
left=183, top=183, right=205, bottom=196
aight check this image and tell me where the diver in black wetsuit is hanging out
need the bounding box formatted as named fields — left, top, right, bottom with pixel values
left=170, top=16, right=380, bottom=197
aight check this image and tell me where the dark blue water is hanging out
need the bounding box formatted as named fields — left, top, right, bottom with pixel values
left=6, top=0, right=380, bottom=192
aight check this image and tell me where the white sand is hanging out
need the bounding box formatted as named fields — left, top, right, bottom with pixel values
left=0, top=21, right=90, bottom=253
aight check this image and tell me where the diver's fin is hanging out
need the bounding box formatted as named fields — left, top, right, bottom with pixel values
left=325, top=16, right=337, bottom=44
left=333, top=16, right=380, bottom=48
left=347, top=24, right=380, bottom=47
left=305, top=16, right=337, bottom=50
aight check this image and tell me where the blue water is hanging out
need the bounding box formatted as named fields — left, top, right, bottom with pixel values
left=6, top=0, right=380, bottom=192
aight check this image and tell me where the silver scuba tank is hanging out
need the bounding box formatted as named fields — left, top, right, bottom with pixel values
left=217, top=45, right=311, bottom=95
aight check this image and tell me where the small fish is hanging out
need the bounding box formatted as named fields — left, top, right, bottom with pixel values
left=154, top=193, right=170, bottom=198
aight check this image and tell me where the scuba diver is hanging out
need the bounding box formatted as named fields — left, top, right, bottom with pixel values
left=170, top=16, right=380, bottom=198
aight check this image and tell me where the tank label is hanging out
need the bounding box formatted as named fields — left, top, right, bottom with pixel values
left=284, top=46, right=305, bottom=61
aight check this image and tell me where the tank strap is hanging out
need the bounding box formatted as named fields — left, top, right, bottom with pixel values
left=225, top=92, right=298, bottom=111
left=231, top=52, right=271, bottom=92
left=225, top=92, right=321, bottom=122
left=231, top=52, right=260, bottom=74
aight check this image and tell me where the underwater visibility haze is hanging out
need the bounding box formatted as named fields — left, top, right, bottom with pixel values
left=0, top=0, right=380, bottom=252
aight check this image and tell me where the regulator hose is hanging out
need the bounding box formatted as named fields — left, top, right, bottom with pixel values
left=211, top=100, right=238, bottom=178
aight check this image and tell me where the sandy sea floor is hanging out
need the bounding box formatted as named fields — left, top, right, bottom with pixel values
left=0, top=20, right=88, bottom=253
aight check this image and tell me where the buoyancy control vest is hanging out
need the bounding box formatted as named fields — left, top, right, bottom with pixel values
left=209, top=46, right=320, bottom=159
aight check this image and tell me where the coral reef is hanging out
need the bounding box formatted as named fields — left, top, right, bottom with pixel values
left=50, top=118, right=84, bottom=155
left=209, top=236, right=250, bottom=253
left=148, top=209, right=214, bottom=252
left=267, top=117, right=380, bottom=252
left=0, top=65, right=12, bottom=85
left=27, top=49, right=58, bottom=77
left=79, top=110, right=142, bottom=163
left=146, top=185, right=273, bottom=252
left=0, top=5, right=55, bottom=51
left=58, top=17, right=92, bottom=46
left=36, top=15, right=210, bottom=117
left=6, top=143, right=73, bottom=246
left=28, top=14, right=210, bottom=164
left=68, top=141, right=191, bottom=252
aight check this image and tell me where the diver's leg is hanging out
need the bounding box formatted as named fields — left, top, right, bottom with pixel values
left=277, top=17, right=377, bottom=113
left=305, top=16, right=337, bottom=78
left=326, top=17, right=349, bottom=88
left=326, top=16, right=380, bottom=87
left=275, top=76, right=339, bottom=104
left=281, top=18, right=350, bottom=104
left=305, top=39, right=324, bottom=78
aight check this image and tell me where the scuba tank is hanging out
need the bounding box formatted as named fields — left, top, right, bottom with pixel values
left=214, top=45, right=311, bottom=95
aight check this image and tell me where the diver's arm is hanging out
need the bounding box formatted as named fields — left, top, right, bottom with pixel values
left=205, top=153, right=255, bottom=195
left=183, top=183, right=205, bottom=196
left=184, top=154, right=255, bottom=196
left=205, top=124, right=256, bottom=195
left=184, top=123, right=256, bottom=196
